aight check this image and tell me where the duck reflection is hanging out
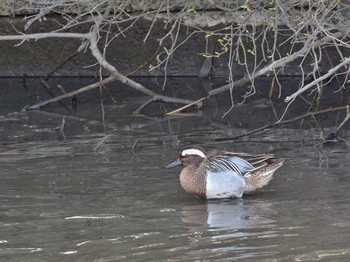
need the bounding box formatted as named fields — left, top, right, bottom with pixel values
left=177, top=200, right=277, bottom=259
left=181, top=200, right=275, bottom=231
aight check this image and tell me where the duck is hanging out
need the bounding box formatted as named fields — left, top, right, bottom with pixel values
left=166, top=146, right=284, bottom=199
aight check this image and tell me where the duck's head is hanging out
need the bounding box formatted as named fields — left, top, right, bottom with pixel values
left=165, top=146, right=207, bottom=168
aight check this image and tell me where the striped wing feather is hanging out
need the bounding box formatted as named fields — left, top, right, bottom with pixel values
left=207, top=152, right=280, bottom=176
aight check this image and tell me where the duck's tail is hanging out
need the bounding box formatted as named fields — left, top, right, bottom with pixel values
left=243, top=158, right=284, bottom=194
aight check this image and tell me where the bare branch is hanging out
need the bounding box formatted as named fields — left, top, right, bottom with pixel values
left=285, top=57, right=350, bottom=102
left=27, top=76, right=117, bottom=110
left=0, top=32, right=90, bottom=42
left=232, top=105, right=350, bottom=140
left=208, top=32, right=344, bottom=98
left=1, top=0, right=349, bottom=116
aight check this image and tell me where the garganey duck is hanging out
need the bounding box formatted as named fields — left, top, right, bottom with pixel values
left=166, top=146, right=284, bottom=199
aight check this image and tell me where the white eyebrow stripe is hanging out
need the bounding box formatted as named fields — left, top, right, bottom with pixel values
left=181, top=149, right=206, bottom=158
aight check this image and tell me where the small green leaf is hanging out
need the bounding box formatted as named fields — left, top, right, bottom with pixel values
left=188, top=2, right=197, bottom=13
left=205, top=32, right=213, bottom=39
left=149, top=64, right=155, bottom=72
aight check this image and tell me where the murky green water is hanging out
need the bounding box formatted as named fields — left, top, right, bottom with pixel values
left=0, top=77, right=349, bottom=261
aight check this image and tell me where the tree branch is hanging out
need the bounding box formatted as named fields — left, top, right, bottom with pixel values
left=0, top=32, right=89, bottom=41
left=285, top=57, right=350, bottom=102
left=208, top=32, right=344, bottom=98
left=27, top=75, right=117, bottom=110
left=88, top=15, right=201, bottom=112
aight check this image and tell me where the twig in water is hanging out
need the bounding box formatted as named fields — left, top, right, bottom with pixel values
left=232, top=105, right=349, bottom=140
left=60, top=115, right=66, bottom=131
left=94, top=134, right=111, bottom=152
left=54, top=115, right=66, bottom=131
left=132, top=140, right=138, bottom=152
left=165, top=97, right=206, bottom=115
left=53, top=116, right=66, bottom=140
left=320, top=106, right=350, bottom=144
left=335, top=106, right=350, bottom=133
left=27, top=76, right=117, bottom=110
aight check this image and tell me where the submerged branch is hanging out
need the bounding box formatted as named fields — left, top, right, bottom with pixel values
left=335, top=107, right=350, bottom=133
left=165, top=97, right=206, bottom=115
left=232, top=105, right=349, bottom=139
left=27, top=76, right=117, bottom=110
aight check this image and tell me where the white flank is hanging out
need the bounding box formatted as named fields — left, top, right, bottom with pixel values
left=206, top=170, right=246, bottom=199
left=181, top=148, right=206, bottom=158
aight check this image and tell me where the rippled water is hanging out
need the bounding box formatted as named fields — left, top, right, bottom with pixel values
left=0, top=77, right=349, bottom=261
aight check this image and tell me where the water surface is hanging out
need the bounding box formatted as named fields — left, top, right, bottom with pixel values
left=0, top=77, right=349, bottom=261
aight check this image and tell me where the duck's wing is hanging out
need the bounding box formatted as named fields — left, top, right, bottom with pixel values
left=203, top=153, right=251, bottom=198
left=207, top=152, right=281, bottom=176
left=207, top=155, right=253, bottom=176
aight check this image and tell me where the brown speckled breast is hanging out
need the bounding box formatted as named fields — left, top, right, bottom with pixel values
left=179, top=163, right=207, bottom=198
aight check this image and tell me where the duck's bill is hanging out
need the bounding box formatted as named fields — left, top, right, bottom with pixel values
left=165, top=158, right=182, bottom=169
